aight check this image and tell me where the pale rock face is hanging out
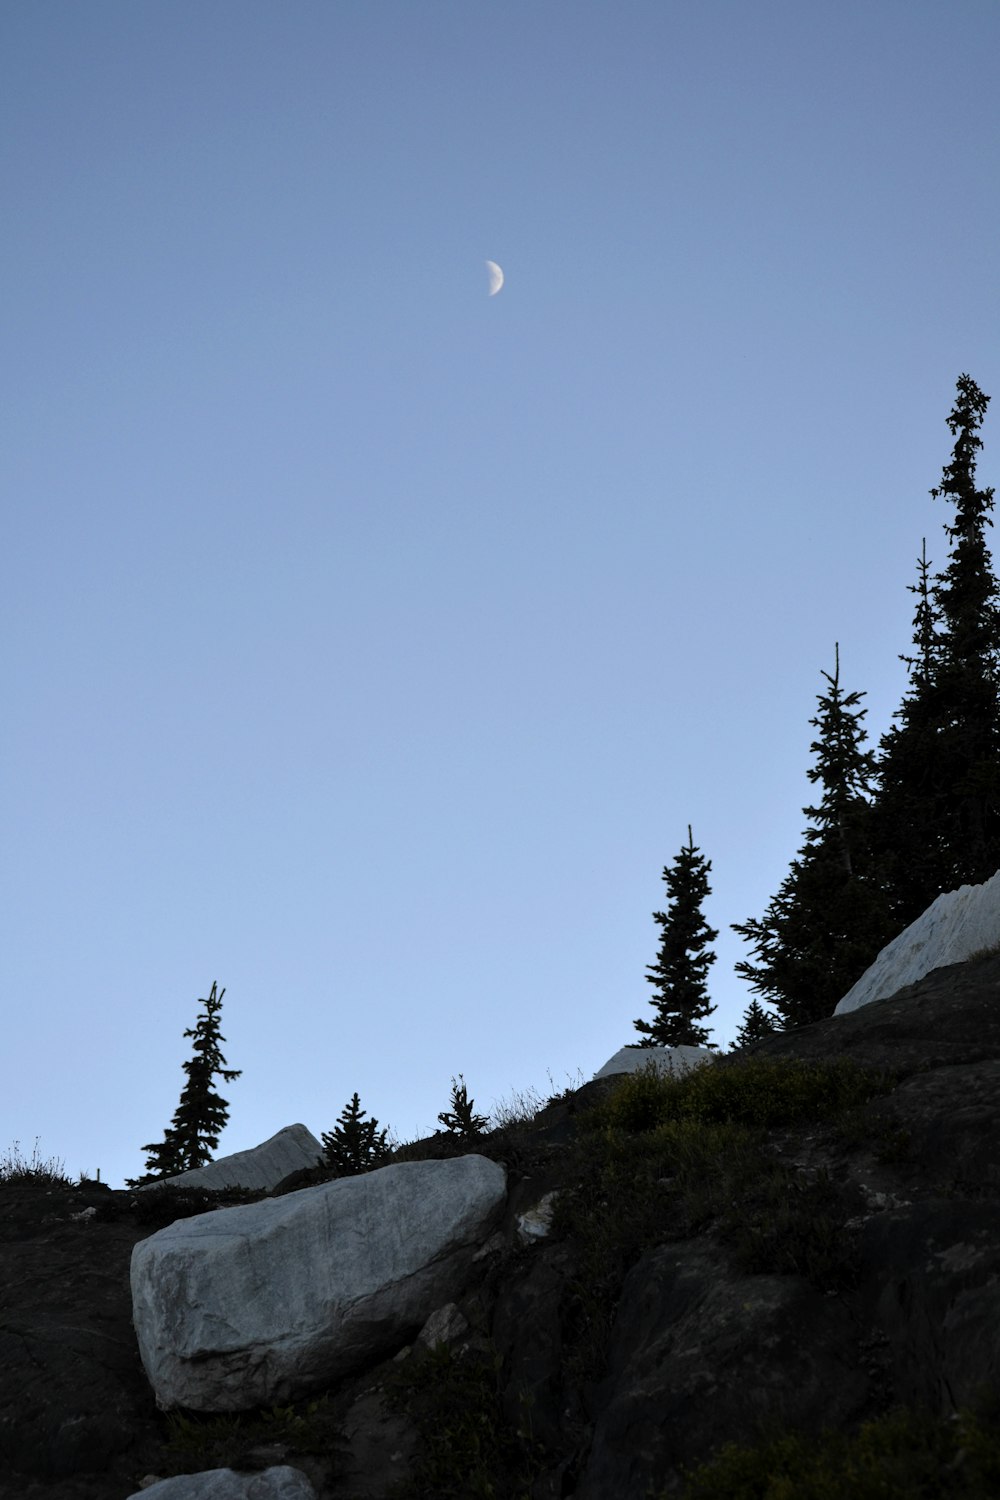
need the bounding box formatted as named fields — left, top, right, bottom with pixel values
left=416, top=1301, right=469, bottom=1349
left=593, top=1044, right=716, bottom=1081
left=835, top=868, right=1000, bottom=1014
left=136, top=1125, right=323, bottom=1194
left=130, top=1155, right=507, bottom=1412
left=517, top=1190, right=561, bottom=1244
left=128, top=1468, right=316, bottom=1499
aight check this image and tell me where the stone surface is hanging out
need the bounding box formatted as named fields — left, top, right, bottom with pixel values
left=129, top=1468, right=316, bottom=1499
left=516, top=1190, right=560, bottom=1244
left=835, top=867, right=1000, bottom=1013
left=576, top=1240, right=870, bottom=1500
left=415, top=1302, right=468, bottom=1349
left=7, top=952, right=1000, bottom=1499
left=0, top=1178, right=165, bottom=1491
left=130, top=1155, right=507, bottom=1412
left=137, top=1126, right=323, bottom=1195
left=592, top=1043, right=716, bottom=1080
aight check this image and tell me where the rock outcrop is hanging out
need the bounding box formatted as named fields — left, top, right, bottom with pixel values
left=836, top=866, right=1000, bottom=1013
left=593, top=1043, right=715, bottom=1079
left=129, top=1467, right=317, bottom=1499
left=130, top=1155, right=507, bottom=1412
left=136, top=1125, right=323, bottom=1194
left=6, top=953, right=1000, bottom=1498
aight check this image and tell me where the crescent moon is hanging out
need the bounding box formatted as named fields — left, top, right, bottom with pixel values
left=485, top=260, right=504, bottom=296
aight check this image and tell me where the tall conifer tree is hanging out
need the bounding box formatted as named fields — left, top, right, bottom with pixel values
left=634, top=827, right=718, bottom=1047
left=874, top=375, right=1000, bottom=922
left=733, top=647, right=894, bottom=1028
left=127, top=982, right=241, bottom=1185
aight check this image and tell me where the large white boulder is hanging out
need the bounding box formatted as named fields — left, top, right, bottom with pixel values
left=131, top=1155, right=507, bottom=1412
left=593, top=1044, right=716, bottom=1081
left=835, top=868, right=1000, bottom=1014
left=128, top=1468, right=316, bottom=1500
left=136, top=1125, right=323, bottom=1194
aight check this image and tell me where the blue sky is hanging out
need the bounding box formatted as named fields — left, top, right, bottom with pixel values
left=3, top=2, right=999, bottom=1186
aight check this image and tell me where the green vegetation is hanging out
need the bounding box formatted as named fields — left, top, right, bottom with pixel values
left=127, top=981, right=241, bottom=1186
left=162, top=1393, right=343, bottom=1475
left=553, top=1056, right=901, bottom=1377
left=385, top=1342, right=543, bottom=1500
left=595, top=1054, right=898, bottom=1133
left=677, top=1401, right=1000, bottom=1499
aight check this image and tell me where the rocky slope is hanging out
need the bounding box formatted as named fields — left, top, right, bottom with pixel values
left=3, top=952, right=1000, bottom=1498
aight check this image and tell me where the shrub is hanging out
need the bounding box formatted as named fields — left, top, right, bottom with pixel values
left=0, top=1138, right=72, bottom=1186
left=677, top=1402, right=1000, bottom=1498
left=385, top=1342, right=543, bottom=1499
left=594, top=1054, right=898, bottom=1134
left=162, top=1394, right=343, bottom=1475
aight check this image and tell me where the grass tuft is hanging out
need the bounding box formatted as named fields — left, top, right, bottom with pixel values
left=0, top=1138, right=73, bottom=1186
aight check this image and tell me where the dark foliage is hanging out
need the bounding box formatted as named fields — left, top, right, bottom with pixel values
left=126, top=982, right=241, bottom=1186
left=320, top=1092, right=391, bottom=1175
left=634, top=826, right=718, bottom=1047
left=437, top=1075, right=490, bottom=1139
left=874, top=374, right=1000, bottom=925
left=733, top=646, right=896, bottom=1028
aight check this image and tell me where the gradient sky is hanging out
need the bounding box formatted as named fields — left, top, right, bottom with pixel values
left=3, top=2, right=999, bottom=1187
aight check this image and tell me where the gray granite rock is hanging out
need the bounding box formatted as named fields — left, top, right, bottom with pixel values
left=131, top=1155, right=507, bottom=1411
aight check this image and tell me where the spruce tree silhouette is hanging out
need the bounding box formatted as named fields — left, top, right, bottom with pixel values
left=732, top=647, right=894, bottom=1028
left=634, top=827, right=718, bottom=1047
left=875, top=375, right=1000, bottom=924
left=127, top=982, right=241, bottom=1186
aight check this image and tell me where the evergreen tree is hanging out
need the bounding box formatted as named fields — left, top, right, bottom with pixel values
left=437, top=1075, right=489, bottom=1140
left=127, top=982, right=241, bottom=1185
left=732, top=998, right=779, bottom=1048
left=320, top=1093, right=391, bottom=1176
left=633, top=826, right=718, bottom=1047
left=874, top=375, right=1000, bottom=922
left=733, top=647, right=895, bottom=1028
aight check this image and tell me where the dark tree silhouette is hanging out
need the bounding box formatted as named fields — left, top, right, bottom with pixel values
left=437, top=1075, right=489, bottom=1140
left=731, top=998, right=779, bottom=1048
left=733, top=647, right=895, bottom=1028
left=634, top=826, right=718, bottom=1047
left=874, top=375, right=1000, bottom=923
left=320, top=1093, right=391, bottom=1176
left=127, top=981, right=241, bottom=1185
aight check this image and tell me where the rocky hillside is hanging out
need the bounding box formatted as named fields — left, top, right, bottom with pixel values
left=4, top=952, right=1000, bottom=1499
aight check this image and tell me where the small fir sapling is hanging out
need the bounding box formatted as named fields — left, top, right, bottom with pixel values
left=320, top=1093, right=391, bottom=1175
left=437, top=1075, right=489, bottom=1139
left=732, top=997, right=780, bottom=1047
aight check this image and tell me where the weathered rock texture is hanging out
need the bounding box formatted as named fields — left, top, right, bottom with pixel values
left=593, top=1043, right=716, bottom=1080
left=137, top=1126, right=323, bottom=1194
left=129, top=1468, right=317, bottom=1500
left=130, top=1155, right=507, bottom=1411
left=836, top=866, right=1000, bottom=1012
left=5, top=952, right=1000, bottom=1499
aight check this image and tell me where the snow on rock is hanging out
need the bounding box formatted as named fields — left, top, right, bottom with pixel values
left=835, top=868, right=1000, bottom=1014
